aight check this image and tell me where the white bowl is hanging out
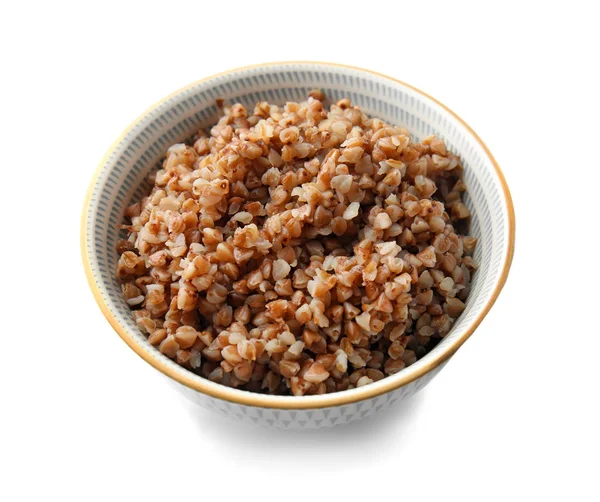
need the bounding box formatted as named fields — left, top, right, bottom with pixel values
left=81, top=62, right=515, bottom=428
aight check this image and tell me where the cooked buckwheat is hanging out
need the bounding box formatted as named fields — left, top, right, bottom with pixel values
left=116, top=92, right=477, bottom=395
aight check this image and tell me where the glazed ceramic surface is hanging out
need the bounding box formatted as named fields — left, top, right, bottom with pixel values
left=82, top=62, right=515, bottom=428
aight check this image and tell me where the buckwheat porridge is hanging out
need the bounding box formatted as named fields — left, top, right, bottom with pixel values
left=116, top=91, right=477, bottom=396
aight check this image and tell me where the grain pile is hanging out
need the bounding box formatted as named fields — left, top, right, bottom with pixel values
left=116, top=92, right=477, bottom=395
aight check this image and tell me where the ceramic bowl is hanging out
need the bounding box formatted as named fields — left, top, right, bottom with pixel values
left=81, top=62, right=515, bottom=428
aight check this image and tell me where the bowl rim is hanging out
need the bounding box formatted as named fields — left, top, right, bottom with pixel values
left=81, top=61, right=515, bottom=410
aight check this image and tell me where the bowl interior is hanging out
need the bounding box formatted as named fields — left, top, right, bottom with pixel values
left=83, top=62, right=512, bottom=404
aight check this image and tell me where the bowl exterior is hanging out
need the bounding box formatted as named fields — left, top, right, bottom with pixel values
left=82, top=62, right=514, bottom=426
left=173, top=362, right=446, bottom=428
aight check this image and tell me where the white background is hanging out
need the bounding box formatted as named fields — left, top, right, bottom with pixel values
left=1, top=1, right=599, bottom=500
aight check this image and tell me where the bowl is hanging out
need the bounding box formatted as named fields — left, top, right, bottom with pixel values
left=81, top=62, right=515, bottom=428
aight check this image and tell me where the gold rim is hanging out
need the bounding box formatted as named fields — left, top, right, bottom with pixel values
left=81, top=61, right=516, bottom=410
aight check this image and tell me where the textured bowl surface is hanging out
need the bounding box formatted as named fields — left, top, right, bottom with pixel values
left=82, top=62, right=514, bottom=428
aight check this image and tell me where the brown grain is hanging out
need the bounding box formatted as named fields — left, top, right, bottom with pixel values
left=117, top=92, right=477, bottom=396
